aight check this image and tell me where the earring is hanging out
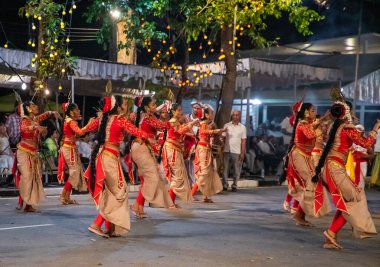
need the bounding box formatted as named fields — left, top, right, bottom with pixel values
left=69, top=111, right=74, bottom=118
left=304, top=110, right=310, bottom=118
left=26, top=106, right=32, bottom=113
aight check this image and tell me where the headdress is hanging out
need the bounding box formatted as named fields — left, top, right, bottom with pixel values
left=292, top=96, right=304, bottom=115
left=197, top=108, right=205, bottom=120
left=61, top=102, right=69, bottom=113
left=13, top=90, right=24, bottom=117
left=330, top=87, right=352, bottom=123
left=157, top=100, right=172, bottom=113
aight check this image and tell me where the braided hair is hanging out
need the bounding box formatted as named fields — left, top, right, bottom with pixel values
left=89, top=95, right=123, bottom=192
left=279, top=103, right=313, bottom=184
left=58, top=103, right=78, bottom=148
left=312, top=103, right=345, bottom=183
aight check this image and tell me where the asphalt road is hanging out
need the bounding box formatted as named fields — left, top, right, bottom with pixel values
left=0, top=187, right=379, bottom=267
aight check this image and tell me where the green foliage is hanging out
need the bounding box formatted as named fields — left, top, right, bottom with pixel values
left=20, top=0, right=77, bottom=87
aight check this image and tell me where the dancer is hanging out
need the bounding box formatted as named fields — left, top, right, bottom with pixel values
left=162, top=104, right=198, bottom=206
left=282, top=100, right=301, bottom=213
left=57, top=102, right=95, bottom=205
left=313, top=100, right=379, bottom=249
left=85, top=95, right=150, bottom=237
left=286, top=102, right=330, bottom=226
left=191, top=106, right=226, bottom=203
left=130, top=95, right=175, bottom=219
left=14, top=101, right=61, bottom=212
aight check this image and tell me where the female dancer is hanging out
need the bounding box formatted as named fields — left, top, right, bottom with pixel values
left=130, top=95, right=175, bottom=218
left=162, top=104, right=198, bottom=206
left=286, top=103, right=330, bottom=226
left=57, top=102, right=95, bottom=205
left=191, top=106, right=225, bottom=203
left=313, top=101, right=379, bottom=249
left=85, top=95, right=150, bottom=237
left=14, top=101, right=61, bottom=212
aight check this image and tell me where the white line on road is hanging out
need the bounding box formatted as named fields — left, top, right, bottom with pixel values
left=201, top=209, right=236, bottom=213
left=0, top=224, right=54, bottom=231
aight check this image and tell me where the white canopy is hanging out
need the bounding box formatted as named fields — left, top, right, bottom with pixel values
left=342, top=68, right=380, bottom=104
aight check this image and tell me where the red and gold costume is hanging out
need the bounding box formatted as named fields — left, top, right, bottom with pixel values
left=287, top=119, right=330, bottom=217
left=84, top=115, right=149, bottom=236
left=131, top=113, right=174, bottom=210
left=57, top=117, right=95, bottom=197
left=315, top=124, right=377, bottom=238
left=13, top=112, right=51, bottom=208
left=192, top=121, right=223, bottom=199
left=162, top=118, right=193, bottom=204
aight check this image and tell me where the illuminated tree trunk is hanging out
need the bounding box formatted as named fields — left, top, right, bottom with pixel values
left=216, top=24, right=236, bottom=128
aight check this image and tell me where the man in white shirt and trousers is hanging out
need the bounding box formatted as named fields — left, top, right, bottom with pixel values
left=222, top=110, right=247, bottom=192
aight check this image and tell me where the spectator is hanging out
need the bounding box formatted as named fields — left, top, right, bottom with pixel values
left=76, top=135, right=92, bottom=168
left=246, top=136, right=264, bottom=175
left=0, top=123, right=14, bottom=184
left=41, top=126, right=59, bottom=171
left=258, top=135, right=281, bottom=175
left=5, top=101, right=21, bottom=149
left=222, top=110, right=247, bottom=192
left=280, top=113, right=294, bottom=150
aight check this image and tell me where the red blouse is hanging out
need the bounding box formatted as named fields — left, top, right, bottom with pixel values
left=332, top=124, right=376, bottom=155
left=63, top=118, right=87, bottom=139
left=88, top=115, right=150, bottom=143
left=294, top=120, right=316, bottom=155
left=20, top=112, right=51, bottom=141
left=198, top=121, right=215, bottom=143
left=167, top=118, right=191, bottom=141
left=140, top=114, right=169, bottom=136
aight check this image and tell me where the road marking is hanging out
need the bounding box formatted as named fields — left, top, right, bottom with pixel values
left=0, top=224, right=54, bottom=231
left=201, top=209, right=236, bottom=213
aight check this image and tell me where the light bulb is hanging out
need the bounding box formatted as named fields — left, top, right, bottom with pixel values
left=21, top=83, right=27, bottom=90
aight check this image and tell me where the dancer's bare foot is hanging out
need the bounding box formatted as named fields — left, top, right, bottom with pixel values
left=283, top=201, right=291, bottom=212
left=88, top=225, right=109, bottom=238
left=323, top=230, right=343, bottom=249
left=203, top=198, right=214, bottom=203
left=24, top=205, right=36, bottom=213
left=293, top=212, right=313, bottom=227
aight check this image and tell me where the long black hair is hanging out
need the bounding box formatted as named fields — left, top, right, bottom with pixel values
left=133, top=95, right=153, bottom=128
left=89, top=95, right=123, bottom=192
left=279, top=103, right=313, bottom=184
left=312, top=103, right=345, bottom=183
left=58, top=103, right=78, bottom=148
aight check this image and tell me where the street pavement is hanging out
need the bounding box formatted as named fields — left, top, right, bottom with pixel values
left=0, top=187, right=379, bottom=267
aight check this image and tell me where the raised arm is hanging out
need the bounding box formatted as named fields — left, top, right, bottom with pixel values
left=68, top=120, right=87, bottom=136
left=144, top=115, right=169, bottom=131
left=345, top=128, right=377, bottom=149
left=118, top=117, right=151, bottom=139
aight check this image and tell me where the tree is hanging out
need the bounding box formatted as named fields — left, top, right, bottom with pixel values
left=184, top=0, right=323, bottom=127
left=85, top=0, right=196, bottom=103
left=19, top=0, right=77, bottom=94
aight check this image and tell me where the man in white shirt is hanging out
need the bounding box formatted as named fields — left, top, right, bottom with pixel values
left=222, top=110, right=247, bottom=192
left=280, top=115, right=293, bottom=149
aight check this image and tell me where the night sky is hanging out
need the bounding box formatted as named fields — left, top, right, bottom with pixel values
left=0, top=0, right=379, bottom=63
